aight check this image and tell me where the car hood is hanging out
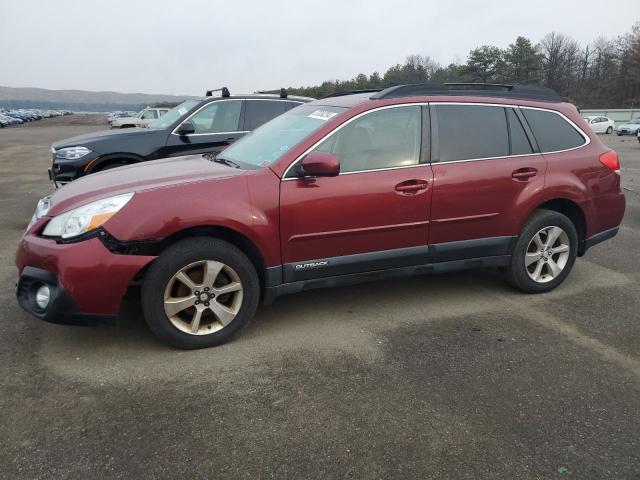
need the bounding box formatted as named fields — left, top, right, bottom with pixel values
left=48, top=154, right=249, bottom=215
left=51, top=127, right=156, bottom=149
left=617, top=123, right=639, bottom=129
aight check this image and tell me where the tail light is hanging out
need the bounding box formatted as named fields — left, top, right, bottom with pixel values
left=599, top=150, right=620, bottom=174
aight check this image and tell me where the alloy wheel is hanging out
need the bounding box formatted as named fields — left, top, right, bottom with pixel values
left=525, top=226, right=571, bottom=283
left=163, top=260, right=243, bottom=335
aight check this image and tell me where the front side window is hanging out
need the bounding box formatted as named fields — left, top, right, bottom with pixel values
left=522, top=108, right=586, bottom=153
left=147, top=100, right=200, bottom=130
left=141, top=110, right=158, bottom=120
left=313, top=105, right=422, bottom=173
left=434, top=104, right=509, bottom=162
left=243, top=100, right=286, bottom=130
left=188, top=100, right=242, bottom=134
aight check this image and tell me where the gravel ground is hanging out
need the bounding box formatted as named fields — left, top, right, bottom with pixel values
left=1, top=115, right=639, bottom=479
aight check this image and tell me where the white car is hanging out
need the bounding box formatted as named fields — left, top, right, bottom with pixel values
left=584, top=116, right=615, bottom=134
left=616, top=118, right=640, bottom=136
left=109, top=107, right=169, bottom=129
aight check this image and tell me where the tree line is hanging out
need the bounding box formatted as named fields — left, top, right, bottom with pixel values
left=285, top=23, right=640, bottom=109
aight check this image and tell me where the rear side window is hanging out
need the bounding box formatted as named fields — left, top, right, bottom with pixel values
left=244, top=100, right=286, bottom=130
left=507, top=108, right=533, bottom=155
left=522, top=109, right=586, bottom=153
left=434, top=105, right=509, bottom=162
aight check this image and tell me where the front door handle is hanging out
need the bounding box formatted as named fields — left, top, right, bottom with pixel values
left=512, top=167, right=538, bottom=181
left=395, top=179, right=429, bottom=194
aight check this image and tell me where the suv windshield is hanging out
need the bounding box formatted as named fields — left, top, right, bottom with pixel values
left=220, top=105, right=347, bottom=167
left=147, top=100, right=200, bottom=129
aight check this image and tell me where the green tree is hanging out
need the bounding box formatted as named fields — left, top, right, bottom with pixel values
left=503, top=36, right=542, bottom=84
left=463, top=45, right=506, bottom=82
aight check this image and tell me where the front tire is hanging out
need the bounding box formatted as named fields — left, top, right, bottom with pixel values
left=142, top=237, right=260, bottom=349
left=606, top=126, right=613, bottom=134
left=505, top=209, right=578, bottom=294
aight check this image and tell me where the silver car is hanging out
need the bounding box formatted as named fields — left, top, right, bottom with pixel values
left=616, top=118, right=640, bottom=136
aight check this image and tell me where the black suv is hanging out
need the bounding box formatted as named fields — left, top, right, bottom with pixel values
left=49, top=88, right=312, bottom=185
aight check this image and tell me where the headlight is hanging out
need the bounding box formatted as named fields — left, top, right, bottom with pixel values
left=43, top=192, right=134, bottom=239
left=27, top=195, right=52, bottom=230
left=55, top=146, right=93, bottom=160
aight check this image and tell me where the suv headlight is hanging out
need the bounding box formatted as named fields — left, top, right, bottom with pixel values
left=55, top=146, right=93, bottom=160
left=43, top=192, right=134, bottom=239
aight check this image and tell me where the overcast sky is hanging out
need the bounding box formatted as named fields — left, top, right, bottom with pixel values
left=0, top=0, right=635, bottom=96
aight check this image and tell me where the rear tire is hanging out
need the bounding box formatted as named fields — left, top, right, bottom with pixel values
left=142, top=237, right=260, bottom=349
left=505, top=209, right=578, bottom=294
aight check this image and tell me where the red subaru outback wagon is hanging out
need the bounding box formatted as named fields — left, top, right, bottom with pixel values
left=17, top=83, right=625, bottom=349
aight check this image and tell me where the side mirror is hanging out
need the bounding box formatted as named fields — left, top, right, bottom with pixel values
left=299, top=151, right=340, bottom=177
left=177, top=121, right=195, bottom=136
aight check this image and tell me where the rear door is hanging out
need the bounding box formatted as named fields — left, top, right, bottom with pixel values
left=241, top=100, right=287, bottom=131
left=163, top=99, right=244, bottom=157
left=429, top=103, right=546, bottom=262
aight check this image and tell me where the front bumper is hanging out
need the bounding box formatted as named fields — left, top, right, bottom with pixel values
left=17, top=267, right=115, bottom=325
left=50, top=152, right=101, bottom=187
left=16, top=229, right=156, bottom=323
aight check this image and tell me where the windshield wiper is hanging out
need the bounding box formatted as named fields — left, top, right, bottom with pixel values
left=211, top=156, right=240, bottom=169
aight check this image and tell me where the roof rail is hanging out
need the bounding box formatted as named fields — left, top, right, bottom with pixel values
left=206, top=87, right=230, bottom=98
left=321, top=89, right=382, bottom=99
left=255, top=88, right=289, bottom=98
left=370, top=83, right=563, bottom=102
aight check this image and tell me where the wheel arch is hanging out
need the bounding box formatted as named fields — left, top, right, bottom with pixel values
left=521, top=198, right=588, bottom=256
left=129, top=225, right=267, bottom=291
left=87, top=153, right=144, bottom=174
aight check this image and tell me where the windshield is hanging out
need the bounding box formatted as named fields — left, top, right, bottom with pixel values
left=147, top=100, right=200, bottom=129
left=630, top=118, right=640, bottom=124
left=220, top=105, right=347, bottom=167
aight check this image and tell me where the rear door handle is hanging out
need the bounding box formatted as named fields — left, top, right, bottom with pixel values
left=512, top=167, right=538, bottom=181
left=395, top=179, right=429, bottom=193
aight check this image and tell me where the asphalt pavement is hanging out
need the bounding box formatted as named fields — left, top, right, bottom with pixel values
left=1, top=115, right=639, bottom=479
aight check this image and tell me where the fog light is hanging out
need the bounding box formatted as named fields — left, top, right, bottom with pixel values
left=35, top=285, right=51, bottom=310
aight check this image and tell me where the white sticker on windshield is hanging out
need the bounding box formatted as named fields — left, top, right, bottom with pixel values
left=307, top=110, right=337, bottom=121
left=178, top=107, right=187, bottom=115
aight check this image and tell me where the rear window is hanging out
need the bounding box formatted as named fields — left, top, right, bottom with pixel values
left=522, top=108, right=586, bottom=153
left=434, top=104, right=509, bottom=162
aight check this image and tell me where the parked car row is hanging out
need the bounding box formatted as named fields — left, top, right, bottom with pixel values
left=17, top=83, right=625, bottom=350
left=582, top=115, right=640, bottom=137
left=0, top=108, right=72, bottom=127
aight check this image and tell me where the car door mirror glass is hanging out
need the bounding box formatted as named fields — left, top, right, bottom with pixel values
left=299, top=151, right=340, bottom=177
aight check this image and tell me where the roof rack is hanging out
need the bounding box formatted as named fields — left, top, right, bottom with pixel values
left=370, top=83, right=563, bottom=102
left=206, top=87, right=230, bottom=98
left=255, top=88, right=290, bottom=99
left=322, top=89, right=382, bottom=99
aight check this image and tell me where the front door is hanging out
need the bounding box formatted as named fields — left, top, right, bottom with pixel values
left=429, top=103, right=547, bottom=261
left=163, top=99, right=245, bottom=158
left=279, top=105, right=433, bottom=282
